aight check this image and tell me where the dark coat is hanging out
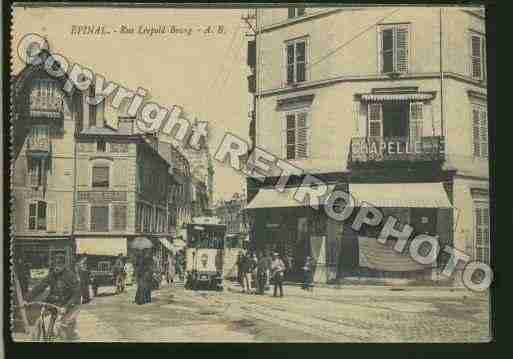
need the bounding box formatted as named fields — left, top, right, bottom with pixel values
left=29, top=268, right=81, bottom=310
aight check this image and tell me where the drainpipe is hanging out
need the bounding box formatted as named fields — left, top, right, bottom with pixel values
left=439, top=8, right=445, bottom=141
left=71, top=94, right=79, bottom=264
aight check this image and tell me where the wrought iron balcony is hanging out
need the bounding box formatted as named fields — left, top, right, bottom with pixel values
left=29, top=94, right=64, bottom=119
left=349, top=136, right=445, bottom=167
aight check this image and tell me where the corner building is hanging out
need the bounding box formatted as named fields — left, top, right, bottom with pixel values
left=246, top=7, right=489, bottom=283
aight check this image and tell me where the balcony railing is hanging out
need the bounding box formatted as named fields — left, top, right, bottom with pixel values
left=27, top=136, right=51, bottom=154
left=349, top=136, right=445, bottom=166
left=29, top=95, right=64, bottom=119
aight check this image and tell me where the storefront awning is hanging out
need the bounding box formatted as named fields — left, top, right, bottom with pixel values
left=159, top=237, right=174, bottom=252
left=76, top=237, right=127, bottom=256
left=246, top=187, right=306, bottom=209
left=360, top=92, right=435, bottom=102
left=349, top=183, right=452, bottom=208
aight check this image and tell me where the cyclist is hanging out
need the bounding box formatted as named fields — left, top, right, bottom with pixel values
left=26, top=260, right=81, bottom=340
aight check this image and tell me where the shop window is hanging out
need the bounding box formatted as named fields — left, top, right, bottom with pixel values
left=285, top=38, right=307, bottom=84
left=379, top=24, right=409, bottom=74
left=472, top=103, right=488, bottom=159
left=91, top=206, right=109, bottom=232
left=92, top=165, right=109, bottom=188
left=98, top=261, right=111, bottom=272
left=284, top=111, right=309, bottom=160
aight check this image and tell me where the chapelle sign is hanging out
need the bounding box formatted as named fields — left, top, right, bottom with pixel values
left=349, top=136, right=445, bottom=163
left=352, top=139, right=423, bottom=155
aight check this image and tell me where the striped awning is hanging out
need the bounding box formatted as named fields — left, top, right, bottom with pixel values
left=349, top=183, right=452, bottom=208
left=360, top=92, right=435, bottom=102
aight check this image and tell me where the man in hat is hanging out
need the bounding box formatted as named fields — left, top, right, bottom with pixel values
left=77, top=255, right=91, bottom=304
left=270, top=252, right=285, bottom=297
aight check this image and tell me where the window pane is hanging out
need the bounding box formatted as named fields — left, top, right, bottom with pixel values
left=296, top=63, right=306, bottom=82
left=38, top=201, right=47, bottom=220
left=91, top=206, right=109, bottom=232
left=296, top=42, right=306, bottom=62
left=29, top=203, right=37, bottom=216
left=382, top=29, right=394, bottom=52
left=92, top=166, right=109, bottom=188
left=287, top=44, right=295, bottom=66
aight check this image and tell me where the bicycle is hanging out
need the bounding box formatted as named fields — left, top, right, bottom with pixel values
left=21, top=301, right=69, bottom=342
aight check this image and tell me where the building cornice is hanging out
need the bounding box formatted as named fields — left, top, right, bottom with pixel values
left=258, top=8, right=351, bottom=34
left=258, top=72, right=487, bottom=98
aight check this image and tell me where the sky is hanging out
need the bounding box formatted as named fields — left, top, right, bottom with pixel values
left=12, top=6, right=252, bottom=202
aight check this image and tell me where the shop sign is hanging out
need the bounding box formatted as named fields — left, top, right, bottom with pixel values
left=30, top=268, right=49, bottom=279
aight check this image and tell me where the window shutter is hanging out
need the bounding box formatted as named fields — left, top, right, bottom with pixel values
left=286, top=44, right=295, bottom=84
left=76, top=204, right=89, bottom=231
left=28, top=202, right=37, bottom=230
left=112, top=204, right=127, bottom=231
left=480, top=109, right=488, bottom=158
left=472, top=107, right=481, bottom=157
left=27, top=158, right=39, bottom=187
left=381, top=28, right=394, bottom=73
left=46, top=201, right=57, bottom=232
left=296, top=112, right=309, bottom=159
left=409, top=102, right=423, bottom=144
left=471, top=35, right=482, bottom=79
left=285, top=114, right=296, bottom=159
left=296, top=41, right=306, bottom=83
left=396, top=26, right=409, bottom=73
left=368, top=103, right=382, bottom=137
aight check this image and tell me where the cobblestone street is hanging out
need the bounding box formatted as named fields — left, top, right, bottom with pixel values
left=14, top=282, right=491, bottom=343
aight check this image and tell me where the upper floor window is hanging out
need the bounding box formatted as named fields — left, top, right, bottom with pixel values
left=379, top=24, right=409, bottom=74
left=27, top=157, right=47, bottom=187
left=470, top=32, right=486, bottom=81
left=92, top=165, right=109, bottom=188
left=367, top=101, right=423, bottom=142
left=288, top=7, right=306, bottom=19
left=472, top=103, right=488, bottom=158
left=91, top=205, right=109, bottom=232
left=285, top=38, right=307, bottom=85
left=284, top=111, right=309, bottom=160
left=97, top=139, right=107, bottom=152
left=29, top=201, right=47, bottom=230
